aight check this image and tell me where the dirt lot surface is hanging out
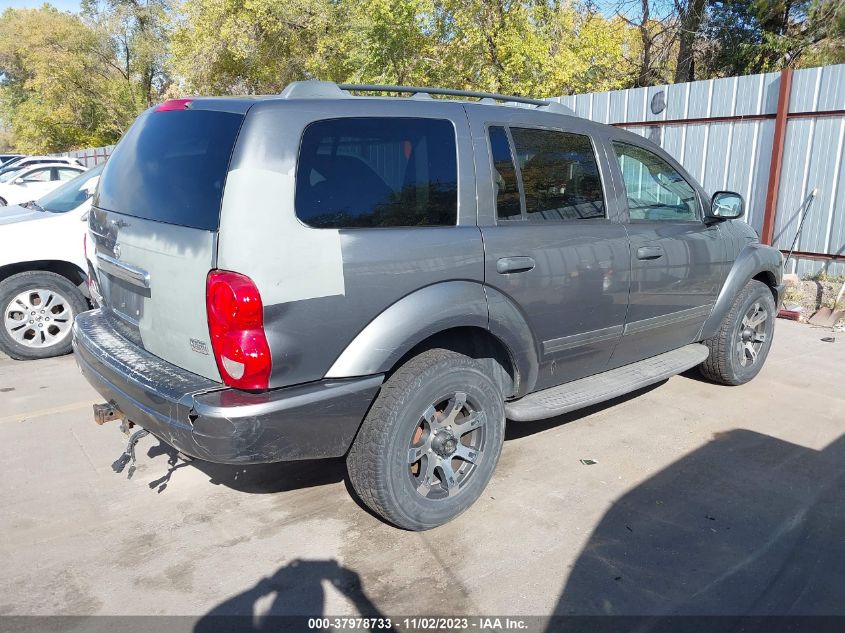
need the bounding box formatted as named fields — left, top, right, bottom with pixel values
left=1, top=320, right=844, bottom=625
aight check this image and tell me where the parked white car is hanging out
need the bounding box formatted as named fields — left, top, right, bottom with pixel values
left=0, top=164, right=103, bottom=359
left=0, top=162, right=86, bottom=207
left=0, top=155, right=82, bottom=179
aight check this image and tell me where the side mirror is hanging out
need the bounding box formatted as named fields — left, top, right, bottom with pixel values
left=709, top=191, right=744, bottom=220
left=14, top=178, right=24, bottom=185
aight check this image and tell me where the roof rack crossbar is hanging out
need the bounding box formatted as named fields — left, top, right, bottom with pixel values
left=338, top=84, right=551, bottom=107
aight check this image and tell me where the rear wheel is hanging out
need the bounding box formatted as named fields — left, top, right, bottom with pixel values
left=699, top=280, right=776, bottom=385
left=347, top=348, right=505, bottom=530
left=0, top=271, right=87, bottom=360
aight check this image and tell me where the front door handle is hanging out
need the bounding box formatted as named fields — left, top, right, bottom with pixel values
left=497, top=256, right=535, bottom=274
left=636, top=246, right=664, bottom=260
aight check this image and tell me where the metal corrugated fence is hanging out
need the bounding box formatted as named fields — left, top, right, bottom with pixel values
left=556, top=64, right=845, bottom=277
left=56, top=145, right=114, bottom=168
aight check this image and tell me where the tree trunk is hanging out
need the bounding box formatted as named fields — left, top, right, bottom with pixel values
left=674, top=0, right=709, bottom=84
left=636, top=0, right=653, bottom=87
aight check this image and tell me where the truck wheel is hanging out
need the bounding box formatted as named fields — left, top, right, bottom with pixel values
left=347, top=348, right=506, bottom=530
left=0, top=271, right=87, bottom=360
left=699, top=279, right=776, bottom=385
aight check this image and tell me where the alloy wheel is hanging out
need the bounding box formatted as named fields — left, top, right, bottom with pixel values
left=737, top=300, right=768, bottom=367
left=4, top=288, right=74, bottom=348
left=407, top=391, right=488, bottom=500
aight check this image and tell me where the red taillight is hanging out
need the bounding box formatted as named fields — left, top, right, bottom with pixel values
left=206, top=270, right=272, bottom=390
left=155, top=98, right=192, bottom=112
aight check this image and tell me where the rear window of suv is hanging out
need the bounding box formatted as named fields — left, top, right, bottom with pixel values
left=295, top=117, right=458, bottom=228
left=95, top=109, right=243, bottom=231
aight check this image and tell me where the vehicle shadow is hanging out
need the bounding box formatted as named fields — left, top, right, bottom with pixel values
left=550, top=429, right=845, bottom=617
left=193, top=558, right=395, bottom=633
left=145, top=441, right=347, bottom=495
left=145, top=380, right=670, bottom=497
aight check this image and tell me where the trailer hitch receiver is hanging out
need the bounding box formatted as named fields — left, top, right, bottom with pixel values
left=93, top=402, right=123, bottom=425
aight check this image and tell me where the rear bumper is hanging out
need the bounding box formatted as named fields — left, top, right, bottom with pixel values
left=72, top=309, right=383, bottom=463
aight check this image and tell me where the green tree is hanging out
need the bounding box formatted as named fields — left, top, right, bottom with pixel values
left=0, top=6, right=141, bottom=152
left=82, top=0, right=174, bottom=106
left=699, top=0, right=845, bottom=77
left=170, top=0, right=634, bottom=97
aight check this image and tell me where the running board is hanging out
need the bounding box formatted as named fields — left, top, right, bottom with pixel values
left=505, top=344, right=709, bottom=422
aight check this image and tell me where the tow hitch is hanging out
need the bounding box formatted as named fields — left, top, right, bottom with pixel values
left=93, top=402, right=123, bottom=425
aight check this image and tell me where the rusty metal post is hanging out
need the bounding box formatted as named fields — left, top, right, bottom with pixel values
left=761, top=68, right=794, bottom=246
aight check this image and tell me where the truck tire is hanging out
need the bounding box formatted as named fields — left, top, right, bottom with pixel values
left=0, top=271, right=87, bottom=360
left=699, top=279, right=776, bottom=385
left=347, top=348, right=506, bottom=531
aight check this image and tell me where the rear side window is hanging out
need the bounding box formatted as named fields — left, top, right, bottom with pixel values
left=489, top=126, right=522, bottom=220
left=295, top=117, right=458, bottom=228
left=95, top=109, right=244, bottom=231
left=509, top=127, right=605, bottom=221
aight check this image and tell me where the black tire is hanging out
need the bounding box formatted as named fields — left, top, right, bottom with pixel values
left=347, top=348, right=506, bottom=531
left=0, top=198, right=6, bottom=206
left=699, top=279, right=776, bottom=385
left=0, top=271, right=87, bottom=360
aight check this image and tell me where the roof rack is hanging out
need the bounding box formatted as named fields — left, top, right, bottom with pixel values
left=339, top=84, right=550, bottom=106
left=279, top=80, right=573, bottom=114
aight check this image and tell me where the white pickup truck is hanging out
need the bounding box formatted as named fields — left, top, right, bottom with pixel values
left=0, top=164, right=103, bottom=360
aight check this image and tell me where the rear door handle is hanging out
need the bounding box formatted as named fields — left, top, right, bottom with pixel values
left=636, top=246, right=664, bottom=261
left=497, top=256, right=535, bottom=274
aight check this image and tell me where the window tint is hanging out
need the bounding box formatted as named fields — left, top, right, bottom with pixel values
left=489, top=126, right=522, bottom=220
left=95, top=109, right=244, bottom=231
left=508, top=127, right=605, bottom=221
left=613, top=142, right=699, bottom=221
left=296, top=118, right=457, bottom=228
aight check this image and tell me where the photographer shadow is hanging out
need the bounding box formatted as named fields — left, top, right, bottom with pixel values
left=194, top=558, right=395, bottom=633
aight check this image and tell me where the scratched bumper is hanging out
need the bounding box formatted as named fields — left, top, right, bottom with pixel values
left=72, top=309, right=383, bottom=463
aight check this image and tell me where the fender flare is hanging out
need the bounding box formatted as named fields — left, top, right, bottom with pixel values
left=325, top=281, right=540, bottom=396
left=698, top=243, right=783, bottom=341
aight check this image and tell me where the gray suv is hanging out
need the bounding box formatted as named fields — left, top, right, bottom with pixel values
left=73, top=82, right=783, bottom=530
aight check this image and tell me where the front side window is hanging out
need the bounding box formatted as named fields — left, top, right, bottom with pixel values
left=21, top=168, right=51, bottom=183
left=612, top=142, right=699, bottom=221
left=296, top=117, right=458, bottom=228
left=509, top=127, right=605, bottom=221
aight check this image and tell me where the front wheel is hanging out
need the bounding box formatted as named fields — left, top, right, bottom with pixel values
left=347, top=348, right=506, bottom=530
left=0, top=271, right=87, bottom=360
left=699, top=279, right=776, bottom=385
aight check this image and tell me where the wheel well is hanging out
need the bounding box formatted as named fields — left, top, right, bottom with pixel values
left=752, top=271, right=778, bottom=301
left=0, top=260, right=86, bottom=289
left=394, top=327, right=517, bottom=398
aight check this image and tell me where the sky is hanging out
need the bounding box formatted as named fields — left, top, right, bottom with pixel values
left=1, top=0, right=81, bottom=11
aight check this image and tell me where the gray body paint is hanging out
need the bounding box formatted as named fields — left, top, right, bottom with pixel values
left=77, top=85, right=784, bottom=468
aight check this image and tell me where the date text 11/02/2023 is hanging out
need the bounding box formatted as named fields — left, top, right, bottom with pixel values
left=307, top=617, right=529, bottom=630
